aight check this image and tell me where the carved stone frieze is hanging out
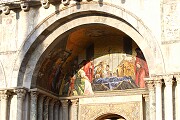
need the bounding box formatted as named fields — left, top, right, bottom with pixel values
left=79, top=102, right=141, bottom=120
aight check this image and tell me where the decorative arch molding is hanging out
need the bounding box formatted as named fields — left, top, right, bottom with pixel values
left=11, top=2, right=165, bottom=88
left=0, top=60, right=6, bottom=88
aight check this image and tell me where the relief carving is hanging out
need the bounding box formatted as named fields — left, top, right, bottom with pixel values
left=79, top=102, right=141, bottom=120
left=163, top=2, right=180, bottom=41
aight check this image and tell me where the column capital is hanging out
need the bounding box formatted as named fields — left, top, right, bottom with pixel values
left=61, top=99, right=69, bottom=107
left=70, top=99, right=79, bottom=105
left=143, top=94, right=149, bottom=101
left=0, top=90, right=12, bottom=100
left=154, top=79, right=163, bottom=87
left=14, top=89, right=27, bottom=99
left=49, top=99, right=58, bottom=105
left=174, top=74, right=180, bottom=84
left=144, top=78, right=155, bottom=90
left=30, top=91, right=39, bottom=98
left=163, top=75, right=174, bottom=86
left=44, top=96, right=51, bottom=105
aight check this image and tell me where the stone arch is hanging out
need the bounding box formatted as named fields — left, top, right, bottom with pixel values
left=11, top=2, right=165, bottom=88
left=95, top=113, right=126, bottom=120
left=0, top=60, right=6, bottom=88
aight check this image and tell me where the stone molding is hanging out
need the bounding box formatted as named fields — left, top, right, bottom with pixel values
left=0, top=0, right=93, bottom=15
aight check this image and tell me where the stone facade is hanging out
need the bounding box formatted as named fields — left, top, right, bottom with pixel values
left=0, top=0, right=180, bottom=120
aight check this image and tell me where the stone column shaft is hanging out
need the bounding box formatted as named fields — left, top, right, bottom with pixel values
left=43, top=97, right=51, bottom=120
left=70, top=99, right=78, bottom=120
left=15, top=89, right=27, bottom=120
left=175, top=75, right=180, bottom=120
left=145, top=79, right=155, bottom=120
left=38, top=95, right=45, bottom=120
left=54, top=102, right=60, bottom=120
left=164, top=76, right=174, bottom=120
left=61, top=100, right=69, bottom=120
left=0, top=90, right=11, bottom=120
left=49, top=99, right=56, bottom=120
left=30, top=91, right=39, bottom=120
left=155, top=79, right=163, bottom=120
left=59, top=104, right=63, bottom=120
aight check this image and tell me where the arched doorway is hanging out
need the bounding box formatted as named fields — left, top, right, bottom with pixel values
left=96, top=114, right=126, bottom=120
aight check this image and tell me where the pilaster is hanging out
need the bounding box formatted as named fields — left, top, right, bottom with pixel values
left=30, top=91, right=39, bottom=120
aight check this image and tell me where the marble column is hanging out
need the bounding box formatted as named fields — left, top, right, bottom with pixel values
left=54, top=101, right=60, bottom=120
left=69, top=99, right=78, bottom=120
left=154, top=78, right=163, bottom=120
left=38, top=94, right=45, bottom=120
left=0, top=90, right=11, bottom=120
left=49, top=99, right=56, bottom=120
left=175, top=75, right=180, bottom=120
left=0, top=91, right=1, bottom=120
left=59, top=103, right=63, bottom=120
left=43, top=97, right=51, bottom=120
left=145, top=79, right=155, bottom=120
left=14, top=89, right=27, bottom=120
left=164, top=75, right=174, bottom=120
left=61, top=100, right=69, bottom=120
left=30, top=91, right=39, bottom=120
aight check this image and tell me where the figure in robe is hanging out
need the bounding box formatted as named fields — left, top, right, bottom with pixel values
left=83, top=59, right=94, bottom=83
left=135, top=48, right=149, bottom=88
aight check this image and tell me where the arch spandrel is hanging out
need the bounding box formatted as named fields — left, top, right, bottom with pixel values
left=11, top=2, right=165, bottom=89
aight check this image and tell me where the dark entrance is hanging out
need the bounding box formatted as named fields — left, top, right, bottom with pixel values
left=96, top=114, right=126, bottom=120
